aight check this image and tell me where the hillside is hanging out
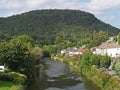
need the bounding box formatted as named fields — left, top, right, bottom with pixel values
left=0, top=9, right=119, bottom=45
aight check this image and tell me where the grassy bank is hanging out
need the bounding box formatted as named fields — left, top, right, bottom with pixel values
left=0, top=80, right=24, bottom=90
left=0, top=80, right=23, bottom=90
left=52, top=54, right=120, bottom=90
left=0, top=71, right=26, bottom=90
left=0, top=80, right=13, bottom=90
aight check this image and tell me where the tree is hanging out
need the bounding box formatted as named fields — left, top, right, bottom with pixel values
left=80, top=52, right=93, bottom=68
left=90, top=54, right=100, bottom=68
left=88, top=31, right=109, bottom=48
left=118, top=34, right=120, bottom=45
left=114, top=59, right=120, bottom=76
left=100, top=55, right=111, bottom=68
left=0, top=35, right=36, bottom=76
left=54, top=36, right=63, bottom=45
left=43, top=45, right=52, bottom=56
left=77, top=38, right=91, bottom=46
left=31, top=47, right=43, bottom=62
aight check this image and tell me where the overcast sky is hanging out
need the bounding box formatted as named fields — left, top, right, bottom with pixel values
left=0, top=0, right=120, bottom=28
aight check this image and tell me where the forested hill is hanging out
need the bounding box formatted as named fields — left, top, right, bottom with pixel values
left=0, top=9, right=119, bottom=45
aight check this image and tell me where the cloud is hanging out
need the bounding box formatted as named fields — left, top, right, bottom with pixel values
left=0, top=0, right=120, bottom=15
left=26, top=0, right=49, bottom=9
left=86, top=0, right=120, bottom=14
left=102, top=15, right=117, bottom=21
left=89, top=0, right=120, bottom=11
left=0, top=0, right=120, bottom=21
left=0, top=0, right=23, bottom=10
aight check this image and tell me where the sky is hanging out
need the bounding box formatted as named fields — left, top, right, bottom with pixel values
left=0, top=0, right=120, bottom=28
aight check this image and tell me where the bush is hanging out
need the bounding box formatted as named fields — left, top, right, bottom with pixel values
left=83, top=66, right=120, bottom=90
left=114, top=60, right=120, bottom=76
left=8, top=72, right=27, bottom=84
left=0, top=72, right=10, bottom=80
left=100, top=55, right=111, bottom=68
left=10, top=85, right=23, bottom=90
left=0, top=72, right=27, bottom=84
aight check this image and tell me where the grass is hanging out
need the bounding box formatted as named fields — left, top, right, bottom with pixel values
left=0, top=80, right=13, bottom=90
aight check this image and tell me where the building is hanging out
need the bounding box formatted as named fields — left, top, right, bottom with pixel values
left=91, top=42, right=120, bottom=58
left=61, top=49, right=67, bottom=54
left=61, top=47, right=88, bottom=56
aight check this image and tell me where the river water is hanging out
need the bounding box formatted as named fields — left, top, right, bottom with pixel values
left=26, top=58, right=101, bottom=90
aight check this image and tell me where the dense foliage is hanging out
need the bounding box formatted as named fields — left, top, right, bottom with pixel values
left=0, top=9, right=119, bottom=45
left=0, top=72, right=27, bottom=84
left=0, top=35, right=43, bottom=76
left=0, top=34, right=43, bottom=90
left=114, top=58, right=120, bottom=76
left=118, top=34, right=120, bottom=45
left=43, top=41, right=74, bottom=56
left=81, top=52, right=111, bottom=68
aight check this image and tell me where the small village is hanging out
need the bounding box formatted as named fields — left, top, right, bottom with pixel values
left=60, top=37, right=120, bottom=79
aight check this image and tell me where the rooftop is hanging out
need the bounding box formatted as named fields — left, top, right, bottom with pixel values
left=97, top=42, right=120, bottom=49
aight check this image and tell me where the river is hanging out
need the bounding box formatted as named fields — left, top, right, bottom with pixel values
left=26, top=58, right=101, bottom=90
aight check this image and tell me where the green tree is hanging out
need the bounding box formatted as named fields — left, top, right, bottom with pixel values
left=114, top=60, right=120, bottom=76
left=43, top=45, right=52, bottom=56
left=118, top=34, right=120, bottom=45
left=54, top=36, right=63, bottom=45
left=80, top=52, right=93, bottom=68
left=90, top=54, right=101, bottom=68
left=77, top=38, right=91, bottom=46
left=31, top=47, right=43, bottom=61
left=0, top=35, right=36, bottom=76
left=100, top=55, right=111, bottom=68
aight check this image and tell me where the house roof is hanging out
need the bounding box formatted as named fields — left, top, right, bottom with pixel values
left=97, top=42, right=120, bottom=49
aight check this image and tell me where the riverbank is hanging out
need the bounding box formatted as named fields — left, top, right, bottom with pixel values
left=52, top=54, right=120, bottom=90
left=0, top=71, right=27, bottom=90
left=0, top=80, right=13, bottom=90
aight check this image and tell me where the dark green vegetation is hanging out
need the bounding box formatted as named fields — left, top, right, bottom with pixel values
left=43, top=31, right=109, bottom=57
left=80, top=52, right=111, bottom=68
left=0, top=34, right=43, bottom=90
left=0, top=35, right=43, bottom=76
left=114, top=57, right=120, bottom=77
left=53, top=52, right=111, bottom=69
left=0, top=9, right=119, bottom=45
left=53, top=53, right=120, bottom=90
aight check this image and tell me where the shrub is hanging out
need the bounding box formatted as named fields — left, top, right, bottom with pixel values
left=10, top=85, right=23, bottom=90
left=114, top=60, right=120, bottom=76
left=8, top=72, right=27, bottom=84
left=0, top=72, right=27, bottom=84
left=0, top=72, right=10, bottom=80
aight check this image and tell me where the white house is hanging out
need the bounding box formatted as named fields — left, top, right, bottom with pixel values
left=0, top=66, right=5, bottom=71
left=61, top=47, right=88, bottom=56
left=69, top=49, right=82, bottom=55
left=91, top=42, right=120, bottom=58
left=61, top=49, right=66, bottom=54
